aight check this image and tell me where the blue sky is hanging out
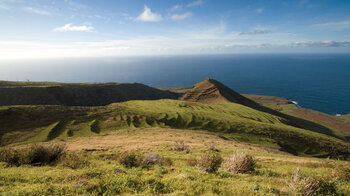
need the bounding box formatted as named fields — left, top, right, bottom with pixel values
left=0, top=0, right=350, bottom=59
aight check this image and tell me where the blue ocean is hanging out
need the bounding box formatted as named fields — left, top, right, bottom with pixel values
left=1, top=54, right=349, bottom=115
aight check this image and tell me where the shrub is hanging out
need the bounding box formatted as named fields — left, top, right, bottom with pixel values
left=142, top=153, right=161, bottom=167
left=24, top=143, right=66, bottom=165
left=197, top=152, right=222, bottom=173
left=288, top=168, right=338, bottom=196
left=90, top=120, right=100, bottom=133
left=60, top=152, right=89, bottom=169
left=119, top=151, right=141, bottom=168
left=172, top=141, right=189, bottom=152
left=333, top=163, right=350, bottom=181
left=222, top=152, right=256, bottom=174
left=0, top=143, right=66, bottom=166
left=0, top=147, right=22, bottom=166
left=67, top=130, right=74, bottom=137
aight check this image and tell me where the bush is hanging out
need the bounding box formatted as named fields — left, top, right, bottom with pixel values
left=197, top=152, right=222, bottom=173
left=67, top=130, right=74, bottom=137
left=90, top=120, right=100, bottom=133
left=24, top=143, right=66, bottom=165
left=289, top=168, right=338, bottom=196
left=142, top=153, right=161, bottom=167
left=0, top=147, right=22, bottom=166
left=333, top=163, right=350, bottom=181
left=119, top=151, right=141, bottom=168
left=0, top=143, right=66, bottom=166
left=222, top=152, right=256, bottom=174
left=60, top=152, right=89, bottom=169
left=172, top=141, right=189, bottom=152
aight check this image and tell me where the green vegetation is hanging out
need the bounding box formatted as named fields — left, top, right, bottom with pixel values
left=1, top=99, right=350, bottom=159
left=1, top=79, right=349, bottom=194
left=0, top=81, right=179, bottom=106
left=0, top=128, right=349, bottom=195
left=245, top=94, right=350, bottom=141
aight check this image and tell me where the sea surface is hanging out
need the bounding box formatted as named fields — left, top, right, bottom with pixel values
left=1, top=54, right=349, bottom=115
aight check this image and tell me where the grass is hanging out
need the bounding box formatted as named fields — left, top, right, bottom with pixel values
left=0, top=128, right=349, bottom=195
left=245, top=94, right=350, bottom=141
left=1, top=99, right=350, bottom=159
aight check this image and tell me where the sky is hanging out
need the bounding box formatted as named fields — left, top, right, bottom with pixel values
left=0, top=0, right=350, bottom=59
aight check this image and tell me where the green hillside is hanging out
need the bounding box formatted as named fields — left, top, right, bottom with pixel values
left=245, top=94, right=350, bottom=141
left=0, top=81, right=179, bottom=106
left=1, top=80, right=350, bottom=195
left=1, top=99, right=349, bottom=159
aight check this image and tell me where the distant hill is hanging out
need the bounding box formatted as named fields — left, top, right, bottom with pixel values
left=0, top=81, right=180, bottom=106
left=180, top=78, right=258, bottom=107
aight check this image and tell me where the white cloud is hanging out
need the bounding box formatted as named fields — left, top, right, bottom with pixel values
left=53, top=23, right=94, bottom=32
left=2, top=22, right=349, bottom=60
left=171, top=12, right=192, bottom=20
left=187, top=0, right=204, bottom=7
left=256, top=8, right=263, bottom=13
left=239, top=29, right=270, bottom=36
left=313, top=20, right=350, bottom=30
left=171, top=5, right=181, bottom=12
left=23, top=7, right=52, bottom=16
left=136, top=5, right=162, bottom=22
left=291, top=41, right=350, bottom=47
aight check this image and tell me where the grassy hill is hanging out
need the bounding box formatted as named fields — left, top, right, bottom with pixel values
left=1, top=99, right=349, bottom=159
left=0, top=81, right=179, bottom=106
left=245, top=94, right=350, bottom=141
left=1, top=79, right=350, bottom=195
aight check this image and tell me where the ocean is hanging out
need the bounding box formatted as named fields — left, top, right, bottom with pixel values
left=1, top=54, right=349, bottom=115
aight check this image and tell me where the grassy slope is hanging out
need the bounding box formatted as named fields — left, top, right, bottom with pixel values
left=339, top=114, right=350, bottom=122
left=244, top=94, right=350, bottom=141
left=165, top=81, right=341, bottom=142
left=1, top=128, right=349, bottom=195
left=1, top=99, right=349, bottom=159
left=0, top=81, right=180, bottom=106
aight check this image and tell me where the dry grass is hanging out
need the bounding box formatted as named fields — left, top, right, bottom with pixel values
left=222, top=152, right=256, bottom=174
left=171, top=141, right=189, bottom=152
left=197, top=152, right=223, bottom=173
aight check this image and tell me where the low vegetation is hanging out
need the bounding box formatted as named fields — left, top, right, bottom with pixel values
left=197, top=152, right=223, bottom=173
left=0, top=143, right=65, bottom=166
left=0, top=80, right=349, bottom=194
left=222, top=152, right=256, bottom=174
left=0, top=128, right=349, bottom=195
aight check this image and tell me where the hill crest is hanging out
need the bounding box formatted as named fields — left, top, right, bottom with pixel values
left=181, top=78, right=258, bottom=107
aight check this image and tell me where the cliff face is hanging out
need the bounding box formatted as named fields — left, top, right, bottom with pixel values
left=0, top=83, right=180, bottom=106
